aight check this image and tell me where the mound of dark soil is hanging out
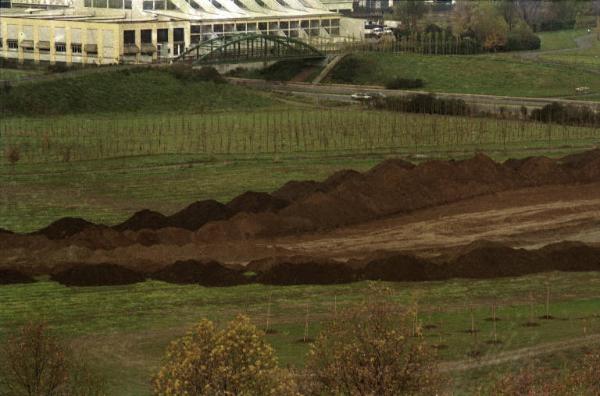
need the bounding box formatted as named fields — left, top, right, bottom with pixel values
left=450, top=241, right=543, bottom=279
left=226, top=191, right=289, bottom=214
left=539, top=241, right=600, bottom=272
left=151, top=260, right=248, bottom=287
left=0, top=228, right=13, bottom=235
left=33, top=217, right=101, bottom=240
left=257, top=260, right=356, bottom=285
left=0, top=269, right=35, bottom=284
left=513, top=157, right=571, bottom=185
left=51, top=264, right=145, bottom=286
left=361, top=254, right=448, bottom=282
left=560, top=149, right=600, bottom=169
left=113, top=209, right=170, bottom=231
left=272, top=180, right=322, bottom=202
left=168, top=200, right=234, bottom=230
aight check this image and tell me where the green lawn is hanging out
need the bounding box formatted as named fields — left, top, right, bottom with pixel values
left=0, top=67, right=276, bottom=116
left=0, top=67, right=44, bottom=81
left=1, top=272, right=600, bottom=395
left=538, top=29, right=588, bottom=51
left=327, top=53, right=600, bottom=97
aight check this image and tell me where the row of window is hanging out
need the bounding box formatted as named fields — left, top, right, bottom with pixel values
left=84, top=0, right=133, bottom=8
left=122, top=28, right=184, bottom=44
left=190, top=19, right=340, bottom=33
left=0, top=40, right=87, bottom=54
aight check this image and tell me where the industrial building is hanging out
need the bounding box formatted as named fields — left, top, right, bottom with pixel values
left=0, top=0, right=361, bottom=64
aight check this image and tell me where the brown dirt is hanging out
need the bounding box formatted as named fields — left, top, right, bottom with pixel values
left=167, top=199, right=233, bottom=231
left=113, top=209, right=170, bottom=231
left=51, top=264, right=146, bottom=287
left=256, top=259, right=356, bottom=285
left=31, top=217, right=102, bottom=240
left=3, top=150, right=600, bottom=275
left=0, top=269, right=35, bottom=284
left=226, top=191, right=289, bottom=213
left=151, top=260, right=248, bottom=287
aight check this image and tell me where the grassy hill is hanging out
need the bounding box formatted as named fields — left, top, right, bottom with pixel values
left=327, top=53, right=600, bottom=98
left=0, top=67, right=275, bottom=116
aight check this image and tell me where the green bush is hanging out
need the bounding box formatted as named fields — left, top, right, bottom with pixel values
left=329, top=55, right=375, bottom=83
left=169, top=64, right=226, bottom=84
left=374, top=93, right=470, bottom=116
left=385, top=77, right=424, bottom=90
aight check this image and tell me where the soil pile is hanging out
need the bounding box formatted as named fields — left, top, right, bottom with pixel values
left=257, top=260, right=356, bottom=285
left=0, top=228, right=13, bottom=235
left=151, top=260, right=248, bottom=286
left=32, top=217, right=101, bottom=240
left=449, top=240, right=543, bottom=278
left=539, top=241, right=600, bottom=272
left=272, top=180, right=323, bottom=202
left=113, top=210, right=170, bottom=231
left=51, top=264, right=146, bottom=286
left=226, top=191, right=289, bottom=214
left=0, top=269, right=35, bottom=284
left=361, top=254, right=448, bottom=282
left=168, top=200, right=234, bottom=230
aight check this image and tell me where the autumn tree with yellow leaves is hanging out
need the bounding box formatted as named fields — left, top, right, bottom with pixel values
left=152, top=315, right=299, bottom=396
left=305, top=287, right=446, bottom=396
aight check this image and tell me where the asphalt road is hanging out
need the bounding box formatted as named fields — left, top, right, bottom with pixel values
left=229, top=77, right=600, bottom=113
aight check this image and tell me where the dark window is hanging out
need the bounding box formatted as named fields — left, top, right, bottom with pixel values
left=191, top=25, right=201, bottom=34
left=154, top=0, right=165, bottom=9
left=55, top=42, right=66, bottom=52
left=84, top=0, right=92, bottom=6
left=255, top=0, right=266, bottom=6
left=141, top=29, right=152, bottom=43
left=173, top=28, right=184, bottom=42
left=157, top=29, right=168, bottom=43
left=234, top=0, right=246, bottom=8
left=258, top=22, right=267, bottom=31
left=94, top=0, right=107, bottom=7
left=123, top=30, right=136, bottom=45
left=71, top=43, right=82, bottom=53
left=143, top=0, right=153, bottom=9
left=124, top=0, right=132, bottom=7
left=109, top=0, right=123, bottom=7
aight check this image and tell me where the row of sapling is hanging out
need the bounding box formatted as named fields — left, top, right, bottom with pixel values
left=5, top=282, right=597, bottom=395
left=2, top=106, right=598, bottom=164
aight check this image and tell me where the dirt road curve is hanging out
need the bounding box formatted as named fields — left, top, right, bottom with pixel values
left=440, top=333, right=600, bottom=373
left=269, top=183, right=600, bottom=260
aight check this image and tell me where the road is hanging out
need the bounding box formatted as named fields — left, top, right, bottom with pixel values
left=228, top=77, right=600, bottom=113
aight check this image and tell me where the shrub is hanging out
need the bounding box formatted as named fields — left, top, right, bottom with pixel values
left=305, top=287, right=445, bottom=396
left=385, top=77, right=425, bottom=90
left=169, top=64, right=226, bottom=84
left=531, top=102, right=600, bottom=127
left=505, top=23, right=541, bottom=51
left=48, top=63, right=73, bottom=73
left=153, top=315, right=299, bottom=395
left=6, top=145, right=20, bottom=165
left=329, top=56, right=374, bottom=83
left=0, top=322, right=106, bottom=396
left=374, top=93, right=469, bottom=116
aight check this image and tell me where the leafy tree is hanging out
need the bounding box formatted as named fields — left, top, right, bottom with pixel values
left=305, top=286, right=445, bottom=396
left=471, top=2, right=510, bottom=50
left=0, top=322, right=106, bottom=396
left=393, top=0, right=429, bottom=31
left=153, top=315, right=298, bottom=396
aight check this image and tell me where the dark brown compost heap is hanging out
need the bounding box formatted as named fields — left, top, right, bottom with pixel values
left=0, top=269, right=35, bottom=285
left=32, top=217, right=101, bottom=240
left=151, top=260, right=248, bottom=287
left=51, top=264, right=146, bottom=286
left=256, top=260, right=356, bottom=285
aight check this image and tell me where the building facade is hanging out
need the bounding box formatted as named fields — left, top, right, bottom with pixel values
left=0, top=0, right=361, bottom=64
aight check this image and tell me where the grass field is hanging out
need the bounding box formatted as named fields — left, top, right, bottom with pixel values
left=0, top=67, right=44, bottom=81
left=2, top=109, right=599, bottom=232
left=1, top=272, right=600, bottom=395
left=538, top=36, right=600, bottom=68
left=0, top=67, right=276, bottom=116
left=538, top=29, right=589, bottom=51
left=326, top=52, right=600, bottom=97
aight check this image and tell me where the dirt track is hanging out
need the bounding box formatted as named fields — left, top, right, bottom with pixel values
left=272, top=183, right=600, bottom=260
left=3, top=182, right=600, bottom=272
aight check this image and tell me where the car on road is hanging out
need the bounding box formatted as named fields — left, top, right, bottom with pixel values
left=351, top=92, right=386, bottom=101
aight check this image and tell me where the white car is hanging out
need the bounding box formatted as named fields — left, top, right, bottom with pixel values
left=351, top=92, right=386, bottom=101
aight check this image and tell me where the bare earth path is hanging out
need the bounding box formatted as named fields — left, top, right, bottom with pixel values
left=440, top=333, right=600, bottom=373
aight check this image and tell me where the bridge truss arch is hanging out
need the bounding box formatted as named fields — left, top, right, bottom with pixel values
left=175, top=34, right=326, bottom=65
